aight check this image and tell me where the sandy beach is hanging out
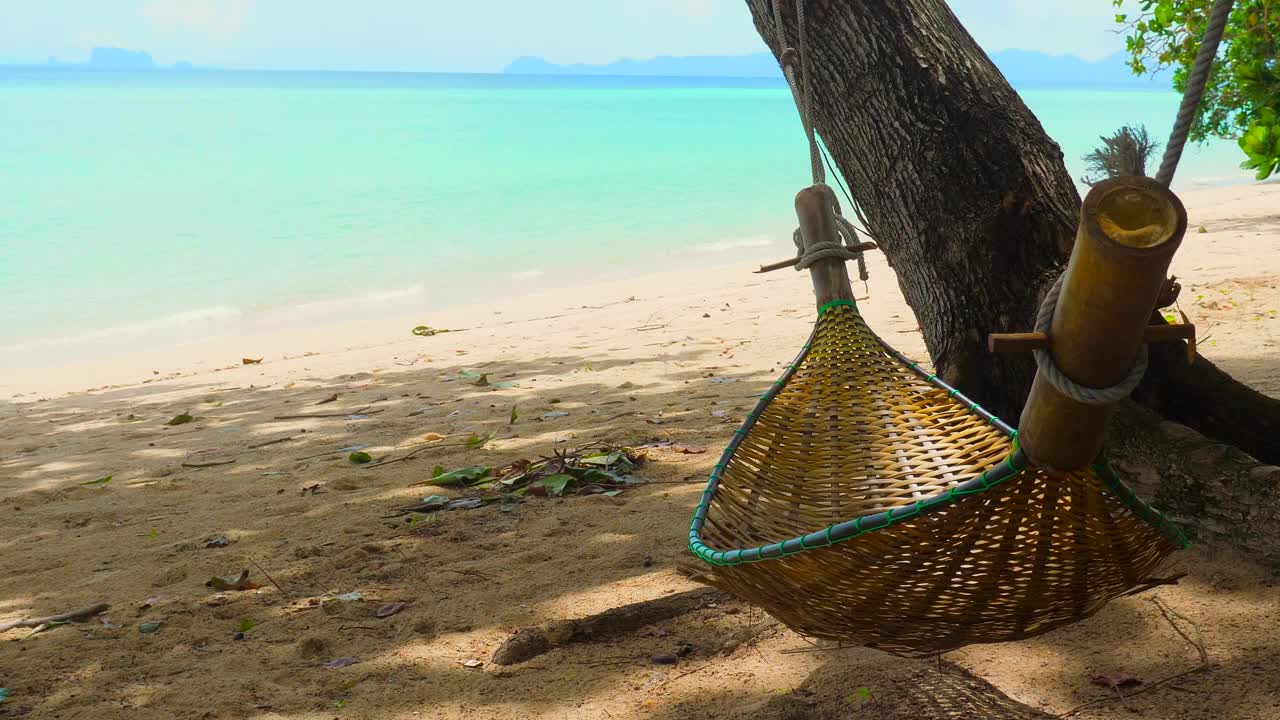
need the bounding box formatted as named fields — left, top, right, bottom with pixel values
left=2, top=180, right=1279, bottom=719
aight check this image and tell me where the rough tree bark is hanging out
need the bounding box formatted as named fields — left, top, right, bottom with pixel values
left=744, top=0, right=1280, bottom=465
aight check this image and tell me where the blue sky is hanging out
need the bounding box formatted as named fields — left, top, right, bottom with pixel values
left=0, top=1, right=1136, bottom=71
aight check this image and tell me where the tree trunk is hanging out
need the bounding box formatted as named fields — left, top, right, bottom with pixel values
left=746, top=0, right=1079, bottom=419
left=744, top=0, right=1280, bottom=465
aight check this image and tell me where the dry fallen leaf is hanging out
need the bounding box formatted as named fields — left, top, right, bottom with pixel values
left=673, top=445, right=707, bottom=454
left=422, top=432, right=446, bottom=442
left=316, top=393, right=339, bottom=405
left=242, top=357, right=263, bottom=365
left=375, top=602, right=407, bottom=619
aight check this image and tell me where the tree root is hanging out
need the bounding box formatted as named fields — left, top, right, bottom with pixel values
left=0, top=602, right=109, bottom=633
left=491, top=588, right=724, bottom=665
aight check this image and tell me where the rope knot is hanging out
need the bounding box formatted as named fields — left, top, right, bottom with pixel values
left=1032, top=274, right=1148, bottom=405
left=779, top=47, right=801, bottom=72
left=793, top=185, right=870, bottom=282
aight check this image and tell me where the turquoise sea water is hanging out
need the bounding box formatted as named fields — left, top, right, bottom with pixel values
left=0, top=69, right=1251, bottom=367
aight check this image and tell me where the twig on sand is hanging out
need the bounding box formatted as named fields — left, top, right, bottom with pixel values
left=248, top=435, right=300, bottom=449
left=1058, top=597, right=1211, bottom=718
left=1150, top=596, right=1209, bottom=665
left=246, top=556, right=293, bottom=601
left=0, top=603, right=110, bottom=633
left=1059, top=666, right=1211, bottom=718
left=273, top=407, right=384, bottom=420
left=368, top=439, right=478, bottom=470
left=182, top=458, right=236, bottom=468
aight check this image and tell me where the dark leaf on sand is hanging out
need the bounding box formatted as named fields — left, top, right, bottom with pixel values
left=326, top=657, right=361, bottom=669
left=316, top=393, right=339, bottom=405
left=165, top=412, right=195, bottom=426
left=650, top=654, right=679, bottom=665
left=205, top=535, right=232, bottom=548
left=473, top=374, right=490, bottom=387
left=1090, top=672, right=1141, bottom=689
left=375, top=602, right=407, bottom=619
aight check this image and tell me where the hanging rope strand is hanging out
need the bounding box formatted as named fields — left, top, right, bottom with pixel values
left=771, top=0, right=869, bottom=282
left=1155, top=0, right=1236, bottom=187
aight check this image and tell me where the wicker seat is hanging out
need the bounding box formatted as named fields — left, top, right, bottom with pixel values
left=689, top=299, right=1186, bottom=657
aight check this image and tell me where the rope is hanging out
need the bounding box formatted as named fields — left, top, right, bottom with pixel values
left=1032, top=274, right=1148, bottom=405
left=1155, top=0, right=1236, bottom=187
left=771, top=0, right=868, bottom=282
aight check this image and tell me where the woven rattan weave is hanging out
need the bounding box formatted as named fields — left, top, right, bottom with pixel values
left=689, top=299, right=1186, bottom=657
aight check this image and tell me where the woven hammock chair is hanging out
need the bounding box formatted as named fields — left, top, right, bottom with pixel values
left=685, top=0, right=1233, bottom=660
left=688, top=291, right=1186, bottom=657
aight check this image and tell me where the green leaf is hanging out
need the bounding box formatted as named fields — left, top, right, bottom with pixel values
left=466, top=431, right=497, bottom=450
left=138, top=621, right=163, bottom=634
left=603, top=490, right=623, bottom=497
left=83, top=475, right=112, bottom=486
left=0, top=688, right=9, bottom=704
left=509, top=405, right=519, bottom=425
left=165, top=412, right=195, bottom=426
left=532, top=474, right=573, bottom=497
left=428, top=466, right=492, bottom=486
left=1154, top=2, right=1173, bottom=27
left=348, top=451, right=373, bottom=464
left=433, top=465, right=445, bottom=478
left=579, top=451, right=623, bottom=467
left=237, top=618, right=257, bottom=633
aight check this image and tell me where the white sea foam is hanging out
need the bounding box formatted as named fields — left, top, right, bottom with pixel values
left=693, top=236, right=774, bottom=254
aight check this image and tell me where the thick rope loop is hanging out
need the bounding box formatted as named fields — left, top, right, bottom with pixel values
left=1032, top=274, right=1148, bottom=405
left=791, top=185, right=869, bottom=281
left=1156, top=0, right=1236, bottom=187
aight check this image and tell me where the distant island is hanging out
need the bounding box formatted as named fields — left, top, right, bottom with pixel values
left=505, top=50, right=1173, bottom=89
left=10, top=47, right=196, bottom=71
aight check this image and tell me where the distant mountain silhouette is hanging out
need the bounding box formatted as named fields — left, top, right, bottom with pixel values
left=505, top=50, right=1172, bottom=88
left=87, top=47, right=155, bottom=70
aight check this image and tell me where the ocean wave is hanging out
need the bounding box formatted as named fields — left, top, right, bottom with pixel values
left=0, top=305, right=243, bottom=354
left=693, top=236, right=774, bottom=254
left=287, top=284, right=426, bottom=314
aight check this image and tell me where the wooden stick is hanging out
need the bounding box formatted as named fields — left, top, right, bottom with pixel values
left=247, top=556, right=293, bottom=601
left=988, top=323, right=1196, bottom=353
left=0, top=602, right=109, bottom=633
left=491, top=589, right=722, bottom=665
left=754, top=241, right=878, bottom=273
left=273, top=407, right=384, bottom=420
left=182, top=459, right=236, bottom=468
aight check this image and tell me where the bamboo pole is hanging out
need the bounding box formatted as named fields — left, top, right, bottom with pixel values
left=1018, top=176, right=1187, bottom=470
left=796, top=185, right=856, bottom=307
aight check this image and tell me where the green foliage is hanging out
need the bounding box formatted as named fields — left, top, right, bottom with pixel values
left=1114, top=0, right=1280, bottom=178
